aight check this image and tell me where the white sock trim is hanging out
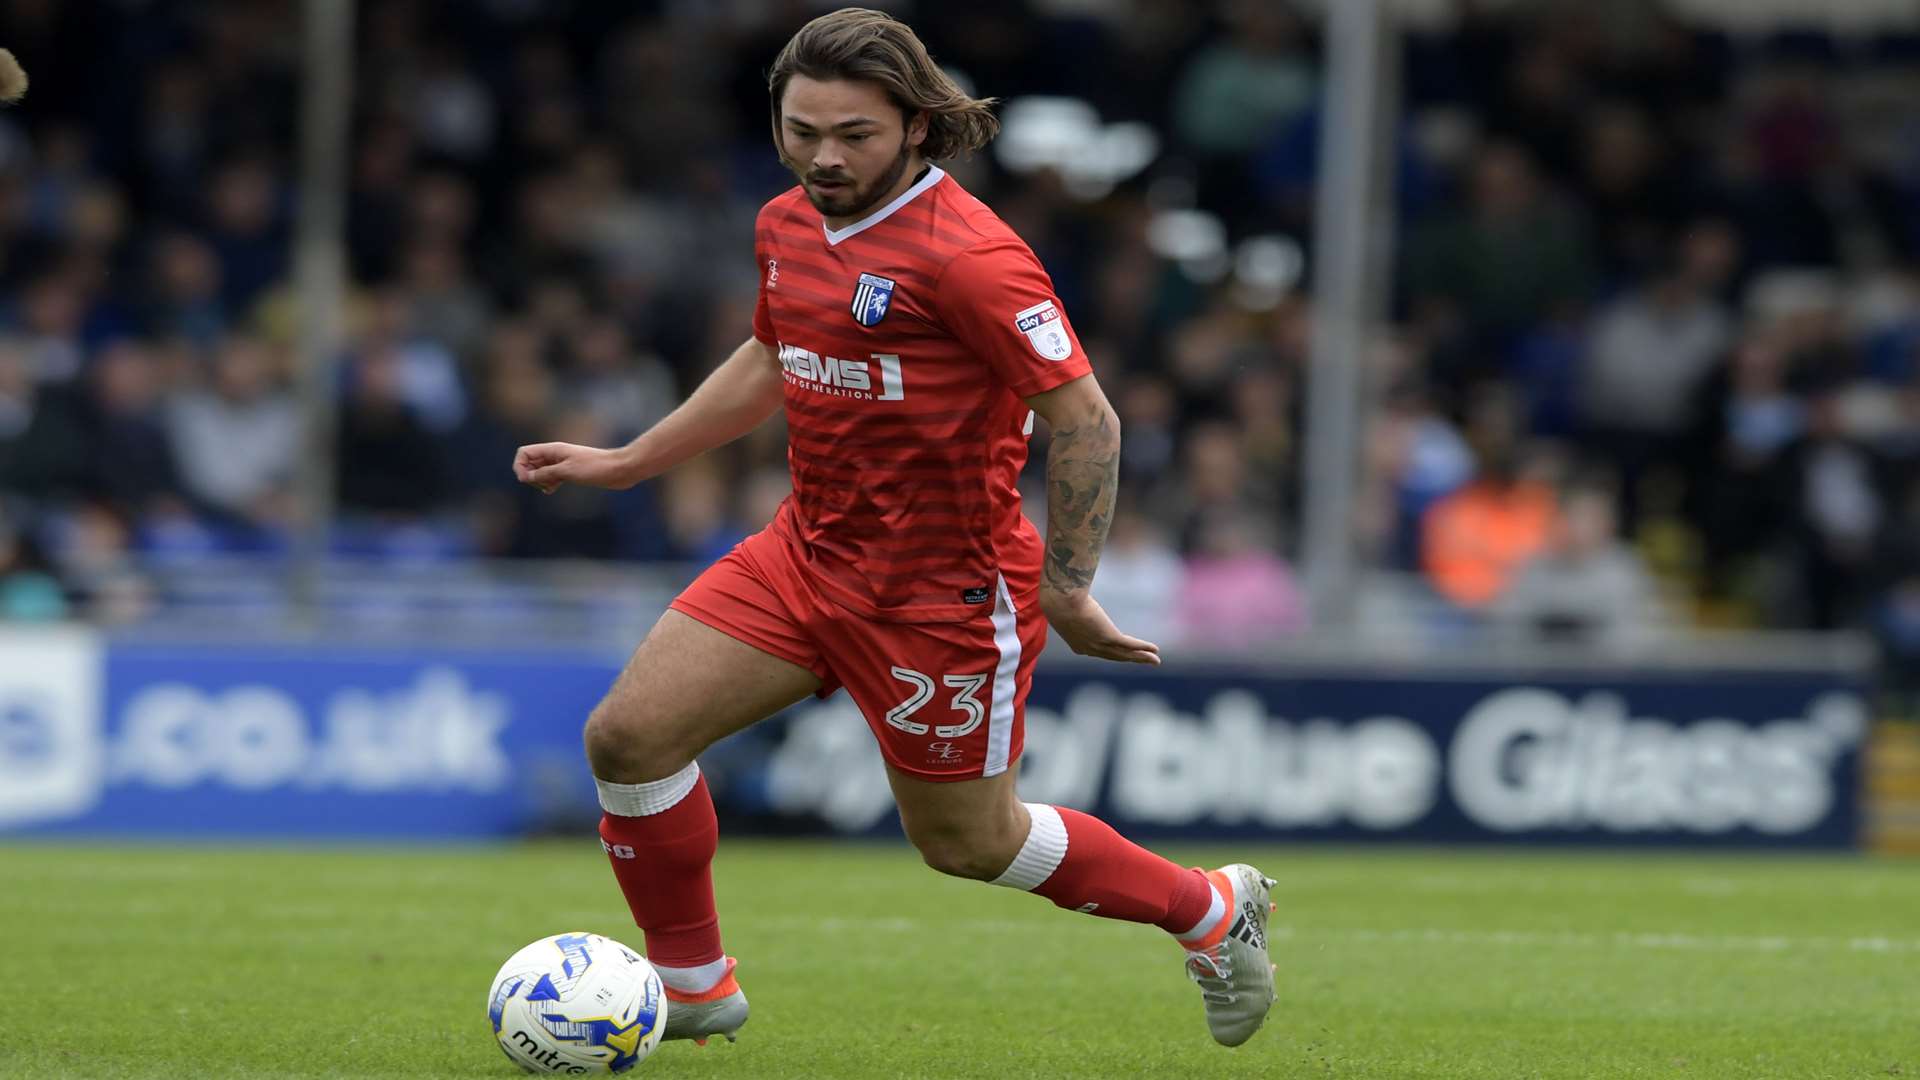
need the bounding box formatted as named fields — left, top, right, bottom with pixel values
left=1175, top=880, right=1228, bottom=943
left=989, top=803, right=1069, bottom=891
left=653, top=955, right=729, bottom=994
left=595, top=762, right=700, bottom=817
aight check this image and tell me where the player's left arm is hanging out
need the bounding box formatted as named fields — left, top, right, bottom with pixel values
left=933, top=238, right=1159, bottom=664
left=1025, top=375, right=1160, bottom=666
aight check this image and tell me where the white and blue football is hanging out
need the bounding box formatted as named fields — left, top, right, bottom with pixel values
left=487, top=932, right=666, bottom=1073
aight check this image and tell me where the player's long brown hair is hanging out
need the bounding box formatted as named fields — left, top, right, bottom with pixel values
left=767, top=8, right=999, bottom=162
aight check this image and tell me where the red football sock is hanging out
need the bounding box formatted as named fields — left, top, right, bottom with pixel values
left=595, top=766, right=724, bottom=969
left=996, top=804, right=1221, bottom=936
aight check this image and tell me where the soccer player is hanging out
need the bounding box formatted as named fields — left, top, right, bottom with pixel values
left=513, top=7, right=1277, bottom=1049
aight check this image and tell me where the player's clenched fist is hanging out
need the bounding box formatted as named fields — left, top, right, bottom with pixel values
left=513, top=443, right=636, bottom=494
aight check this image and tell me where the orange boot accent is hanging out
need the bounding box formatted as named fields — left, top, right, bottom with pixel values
left=1183, top=870, right=1238, bottom=952
left=663, top=956, right=739, bottom=1004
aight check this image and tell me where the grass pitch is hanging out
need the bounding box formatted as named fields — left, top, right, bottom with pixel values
left=2, top=840, right=1917, bottom=1079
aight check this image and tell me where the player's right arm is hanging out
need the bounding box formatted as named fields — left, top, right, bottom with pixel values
left=514, top=336, right=784, bottom=493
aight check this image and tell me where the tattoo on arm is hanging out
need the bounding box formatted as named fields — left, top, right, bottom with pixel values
left=1042, top=407, right=1119, bottom=594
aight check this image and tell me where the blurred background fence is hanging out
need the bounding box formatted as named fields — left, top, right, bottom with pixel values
left=1, top=0, right=1917, bottom=850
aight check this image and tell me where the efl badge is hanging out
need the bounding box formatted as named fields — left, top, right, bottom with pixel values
left=1014, top=299, right=1073, bottom=361
left=851, top=273, right=895, bottom=327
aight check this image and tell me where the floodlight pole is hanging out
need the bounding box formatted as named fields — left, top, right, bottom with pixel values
left=291, top=0, right=355, bottom=629
left=1302, top=0, right=1398, bottom=634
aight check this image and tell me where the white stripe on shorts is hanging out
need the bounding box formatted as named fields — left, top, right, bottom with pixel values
left=982, top=575, right=1021, bottom=778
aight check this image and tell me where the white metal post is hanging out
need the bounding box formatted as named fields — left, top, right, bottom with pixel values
left=1302, top=0, right=1396, bottom=634
left=291, top=0, right=355, bottom=627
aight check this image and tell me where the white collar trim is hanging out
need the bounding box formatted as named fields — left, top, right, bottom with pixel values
left=821, top=165, right=946, bottom=246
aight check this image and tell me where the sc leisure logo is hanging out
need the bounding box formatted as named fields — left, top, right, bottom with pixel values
left=0, top=626, right=105, bottom=829
left=925, top=741, right=964, bottom=762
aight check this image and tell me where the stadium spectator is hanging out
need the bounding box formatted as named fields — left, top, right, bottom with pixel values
left=84, top=340, right=183, bottom=517
left=1579, top=256, right=1735, bottom=526
left=1689, top=337, right=1802, bottom=595
left=0, top=0, right=1911, bottom=654
left=334, top=347, right=447, bottom=518
left=1421, top=445, right=1560, bottom=611
left=1879, top=576, right=1920, bottom=697
left=1574, top=103, right=1690, bottom=284
left=167, top=336, right=299, bottom=529
left=202, top=156, right=288, bottom=315
left=1873, top=468, right=1920, bottom=682
left=736, top=466, right=792, bottom=535
left=1230, top=365, right=1294, bottom=500
left=0, top=334, right=88, bottom=498
left=559, top=314, right=676, bottom=444
left=352, top=286, right=466, bottom=434
left=137, top=60, right=216, bottom=221
left=1581, top=266, right=1732, bottom=443
left=659, top=456, right=748, bottom=567
left=142, top=230, right=228, bottom=348
left=1113, top=374, right=1180, bottom=490
left=45, top=501, right=152, bottom=625
left=399, top=234, right=492, bottom=361
left=1177, top=508, right=1308, bottom=648
left=1365, top=379, right=1474, bottom=568
left=1091, top=507, right=1184, bottom=650
left=1784, top=390, right=1884, bottom=629
left=0, top=509, right=64, bottom=620
left=450, top=327, right=554, bottom=503
left=505, top=405, right=632, bottom=561
left=11, top=274, right=87, bottom=384
left=1172, top=0, right=1315, bottom=220
left=1406, top=140, right=1596, bottom=358
left=1160, top=421, right=1281, bottom=554
left=1496, top=482, right=1663, bottom=649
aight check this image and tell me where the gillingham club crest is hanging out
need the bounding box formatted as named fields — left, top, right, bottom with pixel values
left=851, top=272, right=895, bottom=327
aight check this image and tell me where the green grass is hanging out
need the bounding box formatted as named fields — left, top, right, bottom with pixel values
left=2, top=841, right=1918, bottom=1079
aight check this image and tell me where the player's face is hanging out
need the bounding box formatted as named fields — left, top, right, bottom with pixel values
left=779, top=75, right=928, bottom=222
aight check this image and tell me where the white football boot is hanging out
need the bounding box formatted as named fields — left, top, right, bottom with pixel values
left=1183, top=864, right=1278, bottom=1047
left=661, top=957, right=748, bottom=1046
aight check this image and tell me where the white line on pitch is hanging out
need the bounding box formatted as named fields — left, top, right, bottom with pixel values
left=748, top=916, right=1920, bottom=955
left=1284, top=926, right=1920, bottom=954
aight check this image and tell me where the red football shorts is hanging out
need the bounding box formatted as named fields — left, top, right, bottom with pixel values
left=669, top=526, right=1048, bottom=781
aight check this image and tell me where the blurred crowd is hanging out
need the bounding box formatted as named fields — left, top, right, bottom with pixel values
left=0, top=0, right=1916, bottom=676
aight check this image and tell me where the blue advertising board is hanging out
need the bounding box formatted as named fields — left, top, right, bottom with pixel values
left=726, top=667, right=1869, bottom=848
left=0, top=632, right=618, bottom=837
left=0, top=630, right=1868, bottom=847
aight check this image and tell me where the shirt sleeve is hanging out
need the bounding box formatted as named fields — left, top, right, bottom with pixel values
left=752, top=241, right=776, bottom=346
left=933, top=239, right=1093, bottom=398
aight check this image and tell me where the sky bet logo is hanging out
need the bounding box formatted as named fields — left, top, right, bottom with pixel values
left=1013, top=299, right=1072, bottom=360
left=777, top=342, right=905, bottom=401
left=1014, top=302, right=1057, bottom=334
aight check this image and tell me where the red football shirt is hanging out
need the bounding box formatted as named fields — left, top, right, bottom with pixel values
left=751, top=165, right=1092, bottom=623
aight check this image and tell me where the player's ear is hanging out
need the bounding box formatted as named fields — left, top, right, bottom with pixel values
left=906, top=110, right=929, bottom=150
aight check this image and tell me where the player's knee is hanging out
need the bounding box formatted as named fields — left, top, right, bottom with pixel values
left=914, top=838, right=998, bottom=880
left=582, top=698, right=692, bottom=784
left=909, top=828, right=1017, bottom=881
left=581, top=703, right=638, bottom=778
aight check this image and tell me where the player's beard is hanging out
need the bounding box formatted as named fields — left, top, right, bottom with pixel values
left=803, top=135, right=912, bottom=221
